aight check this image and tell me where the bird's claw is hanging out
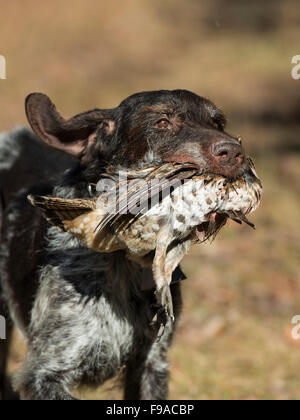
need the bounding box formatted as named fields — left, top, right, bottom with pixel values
left=151, top=285, right=175, bottom=340
left=156, top=284, right=174, bottom=319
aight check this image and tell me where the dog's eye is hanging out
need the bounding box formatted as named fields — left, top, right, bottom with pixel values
left=155, top=119, right=172, bottom=129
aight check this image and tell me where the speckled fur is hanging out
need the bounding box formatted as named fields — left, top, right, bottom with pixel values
left=1, top=173, right=182, bottom=400
left=0, top=89, right=261, bottom=400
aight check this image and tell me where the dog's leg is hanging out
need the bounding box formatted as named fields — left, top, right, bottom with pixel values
left=13, top=353, right=77, bottom=400
left=0, top=186, right=19, bottom=400
left=124, top=282, right=182, bottom=400
left=124, top=338, right=169, bottom=400
left=0, top=330, right=11, bottom=400
left=12, top=290, right=83, bottom=399
left=0, top=297, right=18, bottom=400
left=13, top=268, right=128, bottom=400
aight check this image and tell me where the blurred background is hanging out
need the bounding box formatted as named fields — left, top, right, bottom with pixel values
left=1, top=0, right=300, bottom=400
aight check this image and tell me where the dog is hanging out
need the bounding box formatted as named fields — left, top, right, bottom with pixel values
left=0, top=90, right=261, bottom=400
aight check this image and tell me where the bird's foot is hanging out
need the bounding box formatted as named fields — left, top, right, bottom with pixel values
left=151, top=285, right=175, bottom=341
left=157, top=284, right=174, bottom=320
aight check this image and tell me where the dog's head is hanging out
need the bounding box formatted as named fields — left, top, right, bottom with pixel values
left=26, top=90, right=252, bottom=182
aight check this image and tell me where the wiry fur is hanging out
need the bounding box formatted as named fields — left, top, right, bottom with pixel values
left=0, top=89, right=257, bottom=400
left=0, top=156, right=181, bottom=400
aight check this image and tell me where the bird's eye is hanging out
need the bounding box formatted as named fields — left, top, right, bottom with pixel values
left=155, top=119, right=172, bottom=129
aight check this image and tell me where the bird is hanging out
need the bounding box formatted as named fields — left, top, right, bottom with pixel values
left=28, top=160, right=262, bottom=339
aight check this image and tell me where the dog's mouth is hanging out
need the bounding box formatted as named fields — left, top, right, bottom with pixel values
left=168, top=162, right=262, bottom=244
left=188, top=159, right=262, bottom=242
left=96, top=158, right=262, bottom=241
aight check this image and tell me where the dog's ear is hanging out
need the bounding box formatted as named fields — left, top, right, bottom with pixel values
left=25, top=93, right=116, bottom=163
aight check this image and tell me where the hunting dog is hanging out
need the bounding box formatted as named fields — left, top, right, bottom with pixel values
left=0, top=90, right=258, bottom=400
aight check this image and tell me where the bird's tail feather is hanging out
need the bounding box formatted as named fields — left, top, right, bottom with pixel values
left=27, top=195, right=95, bottom=230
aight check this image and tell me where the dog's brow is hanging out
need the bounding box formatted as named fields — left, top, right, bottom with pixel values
left=203, top=102, right=227, bottom=126
left=213, top=110, right=227, bottom=127
left=140, top=104, right=172, bottom=114
left=205, top=103, right=222, bottom=118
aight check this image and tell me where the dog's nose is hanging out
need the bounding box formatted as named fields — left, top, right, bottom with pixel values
left=211, top=140, right=244, bottom=167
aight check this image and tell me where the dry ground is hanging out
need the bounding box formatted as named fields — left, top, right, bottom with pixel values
left=1, top=0, right=300, bottom=400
